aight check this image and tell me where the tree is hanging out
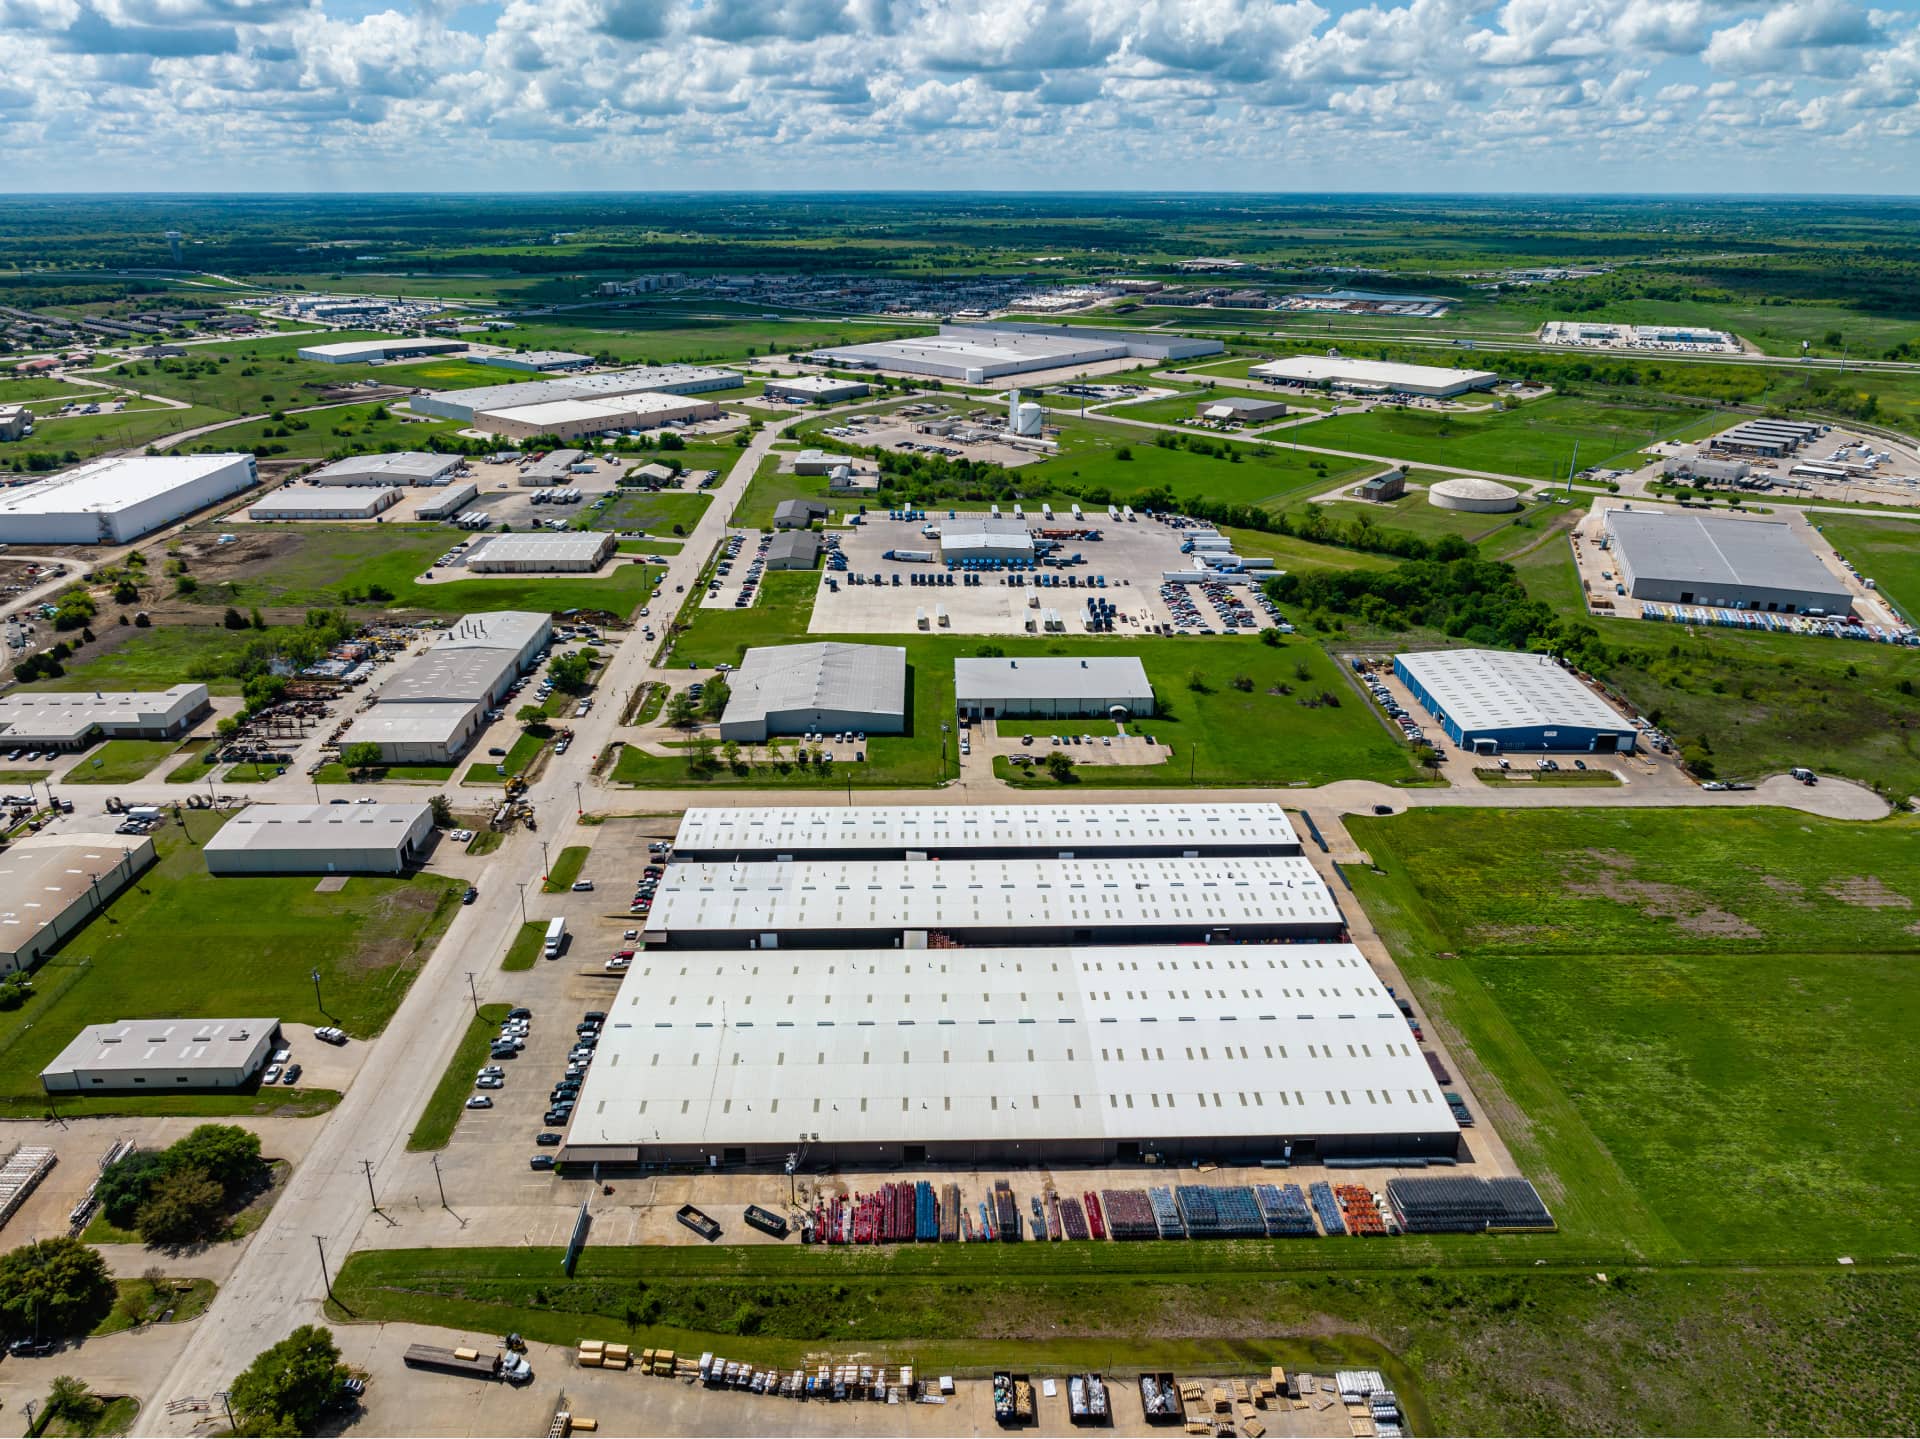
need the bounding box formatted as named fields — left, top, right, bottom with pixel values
left=1044, top=751, right=1076, bottom=781
left=515, top=704, right=547, bottom=729
left=229, top=1325, right=349, bottom=1436
left=698, top=676, right=730, bottom=719
left=45, top=1375, right=97, bottom=1426
left=166, top=1125, right=262, bottom=1199
left=548, top=650, right=593, bottom=693
left=428, top=793, right=454, bottom=828
left=0, top=1237, right=115, bottom=1337
left=665, top=689, right=699, bottom=730
left=340, top=742, right=382, bottom=776
left=112, top=578, right=140, bottom=604
left=222, top=607, right=248, bottom=630
left=97, top=1151, right=171, bottom=1228
left=135, top=1165, right=226, bottom=1246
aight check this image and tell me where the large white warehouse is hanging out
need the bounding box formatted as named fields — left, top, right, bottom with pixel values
left=0, top=683, right=209, bottom=751
left=955, top=655, right=1155, bottom=720
left=0, top=455, right=256, bottom=544
left=806, top=324, right=1221, bottom=383
left=42, top=1016, right=280, bottom=1094
left=1250, top=356, right=1498, bottom=399
left=297, top=337, right=466, bottom=364
left=411, top=365, right=742, bottom=424
left=342, top=611, right=551, bottom=764
left=0, top=833, right=155, bottom=976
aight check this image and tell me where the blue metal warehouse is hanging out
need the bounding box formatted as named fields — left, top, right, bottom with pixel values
left=1393, top=649, right=1637, bottom=755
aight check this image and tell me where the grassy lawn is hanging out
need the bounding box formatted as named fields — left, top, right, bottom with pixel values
left=62, top=739, right=178, bottom=784
left=1347, top=808, right=1920, bottom=1263
left=622, top=575, right=1415, bottom=789
left=330, top=1245, right=1920, bottom=1436
left=0, top=811, right=459, bottom=1117
left=313, top=761, right=454, bottom=785
left=36, top=1393, right=140, bottom=1437
left=192, top=400, right=470, bottom=459
left=223, top=761, right=286, bottom=783
left=16, top=624, right=267, bottom=696
left=91, top=1277, right=216, bottom=1338
left=405, top=1003, right=512, bottom=1151
left=500, top=921, right=545, bottom=972
left=463, top=730, right=543, bottom=784
left=730, top=454, right=851, bottom=530
left=1284, top=395, right=1712, bottom=480
left=8, top=404, right=230, bottom=463
left=1815, top=514, right=1920, bottom=618
left=1046, top=414, right=1370, bottom=514
left=164, top=745, right=220, bottom=783
left=541, top=845, right=589, bottom=893
left=583, top=489, right=712, bottom=536
left=1472, top=767, right=1622, bottom=786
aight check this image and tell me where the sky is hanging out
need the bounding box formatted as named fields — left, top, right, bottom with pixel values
left=3, top=0, right=1919, bottom=193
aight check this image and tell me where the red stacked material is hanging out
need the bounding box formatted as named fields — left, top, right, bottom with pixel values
left=1059, top=1196, right=1090, bottom=1240
left=1045, top=1191, right=1064, bottom=1241
left=1336, top=1185, right=1388, bottom=1237
left=1084, top=1191, right=1107, bottom=1240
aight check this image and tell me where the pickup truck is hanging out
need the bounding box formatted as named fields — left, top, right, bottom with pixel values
left=403, top=1343, right=533, bottom=1385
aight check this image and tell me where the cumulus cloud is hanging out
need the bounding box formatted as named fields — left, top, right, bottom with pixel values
left=0, top=0, right=1916, bottom=189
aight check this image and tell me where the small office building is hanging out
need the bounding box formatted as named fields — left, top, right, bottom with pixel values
left=204, top=803, right=436, bottom=875
left=41, top=1016, right=279, bottom=1094
left=717, top=641, right=907, bottom=742
left=955, top=656, right=1155, bottom=720
left=1394, top=648, right=1639, bottom=754
left=466, top=532, right=614, bottom=573
left=0, top=833, right=156, bottom=976
left=765, top=531, right=822, bottom=570
left=1196, top=395, right=1287, bottom=424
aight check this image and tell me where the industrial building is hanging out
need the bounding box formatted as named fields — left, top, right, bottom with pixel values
left=766, top=376, right=871, bottom=404
left=1708, top=419, right=1824, bottom=458
left=410, top=365, right=742, bottom=424
left=955, top=656, right=1155, bottom=720
left=520, top=449, right=586, bottom=486
left=792, top=449, right=857, bottom=475
left=558, top=942, right=1456, bottom=1168
left=765, top=531, right=822, bottom=570
left=1393, top=649, right=1638, bottom=754
left=248, top=486, right=403, bottom=521
left=1249, top=356, right=1497, bottom=399
left=716, top=641, right=907, bottom=742
left=1195, top=395, right=1287, bottom=424
left=642, top=853, right=1344, bottom=949
left=940, top=514, right=1035, bottom=563
left=1428, top=478, right=1520, bottom=513
left=774, top=499, right=830, bottom=529
left=0, top=405, right=31, bottom=441
left=204, top=803, right=436, bottom=875
left=0, top=454, right=257, bottom=544
left=1604, top=508, right=1853, bottom=615
left=670, top=802, right=1301, bottom=862
left=1356, top=468, right=1407, bottom=502
left=804, top=323, right=1220, bottom=384
left=466, top=532, right=614, bottom=573
left=41, top=1016, right=279, bottom=1094
left=1667, top=455, right=1751, bottom=485
left=0, top=683, right=208, bottom=751
left=417, top=482, right=480, bottom=520
left=471, top=350, right=595, bottom=372
left=308, top=452, right=463, bottom=486
left=473, top=392, right=721, bottom=442
left=342, top=611, right=551, bottom=764
left=0, top=832, right=155, bottom=976
left=297, top=337, right=466, bottom=364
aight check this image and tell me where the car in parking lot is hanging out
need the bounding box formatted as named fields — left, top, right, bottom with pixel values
left=465, top=1095, right=493, bottom=1109
left=543, top=1106, right=573, bottom=1125
left=315, top=1027, right=347, bottom=1045
left=529, top=1155, right=555, bottom=1171
left=475, top=1074, right=504, bottom=1090
left=261, top=1064, right=282, bottom=1085
left=536, top=1131, right=563, bottom=1146
left=571, top=880, right=594, bottom=892
left=463, top=887, right=478, bottom=905
left=281, top=1065, right=300, bottom=1084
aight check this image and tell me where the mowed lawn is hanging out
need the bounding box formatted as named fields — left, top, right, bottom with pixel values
left=0, top=810, right=461, bottom=1115
left=1284, top=395, right=1712, bottom=479
left=1347, top=807, right=1920, bottom=1263
left=1816, top=513, right=1920, bottom=616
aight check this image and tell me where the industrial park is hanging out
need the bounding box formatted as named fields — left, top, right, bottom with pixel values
left=0, top=180, right=1914, bottom=1439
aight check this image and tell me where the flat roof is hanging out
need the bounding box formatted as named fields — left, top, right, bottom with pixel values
left=956, top=656, right=1152, bottom=703
left=204, top=803, right=432, bottom=855
left=943, top=514, right=1031, bottom=538
left=1396, top=649, right=1633, bottom=735
left=340, top=701, right=478, bottom=746
left=418, top=365, right=741, bottom=416
left=250, top=486, right=400, bottom=515
left=470, top=533, right=612, bottom=564
left=0, top=684, right=204, bottom=742
left=1250, top=356, right=1497, bottom=390
left=380, top=649, right=516, bottom=704
left=477, top=393, right=712, bottom=427
left=771, top=377, right=869, bottom=394
left=0, top=455, right=249, bottom=519
left=43, top=1017, right=277, bottom=1077
left=563, top=943, right=1450, bottom=1151
left=298, top=338, right=464, bottom=361
left=766, top=531, right=821, bottom=564
left=672, top=803, right=1300, bottom=857
left=811, top=329, right=1127, bottom=374
left=0, top=833, right=151, bottom=953
left=435, top=611, right=550, bottom=653
left=1604, top=508, right=1847, bottom=599
left=722, top=642, right=906, bottom=728
left=309, top=452, right=461, bottom=484
left=645, top=854, right=1341, bottom=937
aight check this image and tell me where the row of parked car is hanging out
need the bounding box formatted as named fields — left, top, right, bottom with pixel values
left=535, top=1009, right=609, bottom=1160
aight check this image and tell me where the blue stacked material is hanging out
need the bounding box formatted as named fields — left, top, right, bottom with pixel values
left=1174, top=1186, right=1265, bottom=1238
left=1309, top=1181, right=1346, bottom=1236
left=1148, top=1186, right=1185, bottom=1238
left=915, top=1181, right=938, bottom=1242
left=1253, top=1183, right=1318, bottom=1237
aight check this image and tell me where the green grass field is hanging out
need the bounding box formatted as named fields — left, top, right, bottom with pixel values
left=16, top=625, right=262, bottom=694
left=1284, top=396, right=1712, bottom=479
left=3, top=404, right=229, bottom=465
left=188, top=400, right=470, bottom=459
left=1815, top=514, right=1920, bottom=618
left=500, top=921, right=545, bottom=972
left=62, top=739, right=180, bottom=784
left=1348, top=808, right=1920, bottom=1263
left=582, top=489, right=712, bottom=535
left=541, top=845, right=589, bottom=893
left=406, top=1003, right=512, bottom=1151
left=0, top=810, right=460, bottom=1117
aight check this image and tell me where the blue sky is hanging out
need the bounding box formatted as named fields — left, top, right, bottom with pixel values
left=3, top=0, right=1918, bottom=192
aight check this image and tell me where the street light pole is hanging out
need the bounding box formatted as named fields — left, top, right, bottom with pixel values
left=540, top=840, right=550, bottom=880
left=465, top=970, right=479, bottom=1015
left=361, top=1158, right=378, bottom=1210
left=313, top=1234, right=336, bottom=1304
left=574, top=781, right=582, bottom=815
left=309, top=967, right=323, bottom=1015
left=432, top=1153, right=448, bottom=1210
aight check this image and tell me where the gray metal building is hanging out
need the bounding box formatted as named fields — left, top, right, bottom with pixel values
left=774, top=499, right=829, bottom=529
left=717, top=642, right=906, bottom=742
left=42, top=1016, right=279, bottom=1093
left=0, top=684, right=209, bottom=751
left=955, top=656, right=1155, bottom=720
left=1605, top=508, right=1854, bottom=614
left=308, top=452, right=463, bottom=486
left=467, top=532, right=614, bottom=573
left=0, top=833, right=156, bottom=975
left=765, top=531, right=822, bottom=570
left=409, top=365, right=742, bottom=424
left=204, top=803, right=436, bottom=875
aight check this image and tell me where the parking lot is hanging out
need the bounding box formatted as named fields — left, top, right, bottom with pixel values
left=802, top=510, right=1288, bottom=636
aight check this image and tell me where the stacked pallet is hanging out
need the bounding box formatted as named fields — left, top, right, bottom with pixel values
left=1336, top=1185, right=1388, bottom=1236
left=1148, top=1186, right=1185, bottom=1238
left=1253, top=1183, right=1317, bottom=1237
left=1059, top=1195, right=1089, bottom=1240
left=1083, top=1190, right=1108, bottom=1239
left=1100, top=1188, right=1157, bottom=1240
left=1309, top=1181, right=1347, bottom=1236
left=0, top=1146, right=56, bottom=1230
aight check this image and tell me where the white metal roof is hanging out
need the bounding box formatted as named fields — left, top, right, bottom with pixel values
left=250, top=486, right=400, bottom=516
left=0, top=684, right=204, bottom=743
left=672, top=803, right=1300, bottom=857
left=340, top=701, right=478, bottom=746
left=1250, top=356, right=1496, bottom=391
left=645, top=855, right=1340, bottom=937
left=1395, top=649, right=1633, bottom=735
left=298, top=338, right=465, bottom=361
left=955, top=656, right=1152, bottom=704
left=434, top=611, right=550, bottom=653
left=721, top=642, right=906, bottom=727
left=42, top=1017, right=277, bottom=1077
left=0, top=455, right=249, bottom=519
left=0, top=833, right=150, bottom=953
left=417, top=365, right=741, bottom=418
left=309, top=451, right=462, bottom=484
left=204, top=803, right=432, bottom=855
left=469, top=532, right=612, bottom=565
left=564, top=943, right=1451, bottom=1150
left=476, top=393, right=713, bottom=428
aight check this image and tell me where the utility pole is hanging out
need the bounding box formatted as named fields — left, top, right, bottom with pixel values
left=361, top=1159, right=378, bottom=1210
left=516, top=881, right=528, bottom=924
left=214, top=1391, right=236, bottom=1432
left=309, top=967, right=323, bottom=1015
left=540, top=840, right=550, bottom=880
left=465, top=971, right=479, bottom=1014
left=431, top=1153, right=448, bottom=1210
left=314, top=1234, right=336, bottom=1304
left=574, top=781, right=582, bottom=815
left=1189, top=743, right=1197, bottom=783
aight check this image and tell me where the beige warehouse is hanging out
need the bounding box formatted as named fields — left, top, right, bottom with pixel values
left=473, top=393, right=721, bottom=441
left=0, top=833, right=156, bottom=976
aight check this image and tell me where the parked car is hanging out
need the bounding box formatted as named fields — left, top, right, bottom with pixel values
left=529, top=1155, right=555, bottom=1171
left=571, top=880, right=594, bottom=892
left=535, top=1132, right=563, bottom=1147
left=465, top=1095, right=493, bottom=1109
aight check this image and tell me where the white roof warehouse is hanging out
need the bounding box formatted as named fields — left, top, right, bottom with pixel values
left=204, top=803, right=435, bottom=875
left=717, top=642, right=907, bottom=742
left=42, top=1017, right=279, bottom=1094
left=1393, top=649, right=1638, bottom=754
left=0, top=455, right=256, bottom=544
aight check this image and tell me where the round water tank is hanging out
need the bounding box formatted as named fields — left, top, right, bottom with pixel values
left=1011, top=402, right=1044, bottom=438
left=1429, top=477, right=1521, bottom=513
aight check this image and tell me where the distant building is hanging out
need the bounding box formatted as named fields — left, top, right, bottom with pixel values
left=1356, top=468, right=1407, bottom=502
left=341, top=611, right=552, bottom=763
left=416, top=482, right=480, bottom=520
left=1250, top=356, right=1497, bottom=399
left=0, top=833, right=155, bottom=976
left=1196, top=395, right=1287, bottom=424
left=1396, top=649, right=1638, bottom=755
left=466, top=532, right=614, bottom=573
left=0, top=684, right=209, bottom=752
left=204, top=803, right=436, bottom=875
left=718, top=642, right=907, bottom=742
left=410, top=365, right=741, bottom=424
left=804, top=323, right=1220, bottom=384
left=472, top=393, right=720, bottom=441
left=471, top=350, right=596, bottom=372
left=0, top=406, right=32, bottom=441
left=765, top=531, right=822, bottom=571
left=42, top=1015, right=278, bottom=1094
left=940, top=514, right=1033, bottom=563
left=248, top=486, right=403, bottom=521
left=308, top=452, right=463, bottom=487
left=297, top=337, right=467, bottom=364
left=1604, top=508, right=1853, bottom=615
left=1667, top=456, right=1751, bottom=485
left=773, top=499, right=829, bottom=530
left=792, top=449, right=857, bottom=475
left=955, top=656, right=1155, bottom=720
left=0, top=454, right=256, bottom=544
left=520, top=450, right=587, bottom=486
left=1428, top=478, right=1520, bottom=513
left=765, top=376, right=871, bottom=404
